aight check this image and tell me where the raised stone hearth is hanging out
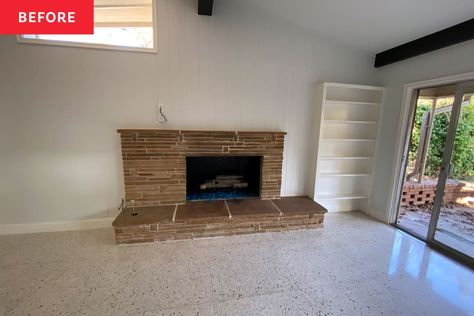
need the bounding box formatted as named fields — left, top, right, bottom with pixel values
left=113, top=196, right=327, bottom=244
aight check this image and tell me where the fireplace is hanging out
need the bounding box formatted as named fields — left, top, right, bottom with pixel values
left=114, top=129, right=329, bottom=245
left=186, top=156, right=262, bottom=201
left=117, top=129, right=285, bottom=206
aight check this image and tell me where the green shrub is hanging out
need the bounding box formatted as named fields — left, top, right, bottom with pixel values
left=409, top=97, right=474, bottom=179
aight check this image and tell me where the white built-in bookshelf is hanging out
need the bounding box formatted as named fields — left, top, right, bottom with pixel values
left=313, top=83, right=384, bottom=212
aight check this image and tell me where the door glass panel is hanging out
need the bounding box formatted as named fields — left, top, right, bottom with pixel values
left=434, top=85, right=474, bottom=258
left=397, top=85, right=456, bottom=238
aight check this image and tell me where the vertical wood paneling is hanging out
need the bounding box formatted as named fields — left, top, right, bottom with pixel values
left=0, top=0, right=378, bottom=224
left=207, top=13, right=229, bottom=130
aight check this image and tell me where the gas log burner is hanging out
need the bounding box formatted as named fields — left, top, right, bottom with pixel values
left=186, top=156, right=261, bottom=201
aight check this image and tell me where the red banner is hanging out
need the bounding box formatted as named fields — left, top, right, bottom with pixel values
left=0, top=0, right=94, bottom=34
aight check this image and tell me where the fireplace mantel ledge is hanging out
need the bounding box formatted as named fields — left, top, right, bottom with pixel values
left=117, top=129, right=287, bottom=135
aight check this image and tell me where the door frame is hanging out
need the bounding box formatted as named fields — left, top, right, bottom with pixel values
left=388, top=72, right=474, bottom=266
left=388, top=71, right=474, bottom=223
left=427, top=80, right=474, bottom=266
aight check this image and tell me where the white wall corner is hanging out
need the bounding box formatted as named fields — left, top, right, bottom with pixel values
left=0, top=217, right=114, bottom=235
left=364, top=209, right=390, bottom=224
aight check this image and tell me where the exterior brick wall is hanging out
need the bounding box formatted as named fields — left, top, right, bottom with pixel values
left=401, top=180, right=474, bottom=207
left=118, top=129, right=286, bottom=206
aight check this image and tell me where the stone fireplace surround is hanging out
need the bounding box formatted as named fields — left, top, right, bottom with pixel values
left=113, top=129, right=327, bottom=244
left=118, top=129, right=286, bottom=206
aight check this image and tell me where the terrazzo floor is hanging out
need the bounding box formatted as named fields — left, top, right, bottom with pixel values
left=1, top=211, right=473, bottom=315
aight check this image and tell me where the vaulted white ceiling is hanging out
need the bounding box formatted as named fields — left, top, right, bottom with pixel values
left=234, top=0, right=474, bottom=53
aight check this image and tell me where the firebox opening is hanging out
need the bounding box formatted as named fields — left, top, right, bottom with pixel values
left=186, top=156, right=262, bottom=201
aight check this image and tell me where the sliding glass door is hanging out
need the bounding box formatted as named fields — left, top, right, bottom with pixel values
left=396, top=80, right=474, bottom=265
left=428, top=81, right=474, bottom=260
left=396, top=86, right=455, bottom=238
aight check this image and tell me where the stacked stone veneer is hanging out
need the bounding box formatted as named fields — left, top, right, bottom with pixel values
left=401, top=180, right=474, bottom=207
left=118, top=129, right=285, bottom=206
left=114, top=211, right=324, bottom=244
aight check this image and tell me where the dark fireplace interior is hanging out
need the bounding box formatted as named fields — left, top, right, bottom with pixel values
left=186, top=156, right=262, bottom=201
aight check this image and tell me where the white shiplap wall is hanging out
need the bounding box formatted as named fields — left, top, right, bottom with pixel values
left=0, top=0, right=378, bottom=225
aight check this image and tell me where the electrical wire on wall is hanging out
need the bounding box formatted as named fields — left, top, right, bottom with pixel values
left=154, top=2, right=169, bottom=126
left=159, top=105, right=168, bottom=123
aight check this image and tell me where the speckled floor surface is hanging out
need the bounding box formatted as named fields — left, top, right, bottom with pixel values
left=1, top=211, right=473, bottom=316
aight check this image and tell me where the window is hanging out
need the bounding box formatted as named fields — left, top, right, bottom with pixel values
left=18, top=0, right=156, bottom=53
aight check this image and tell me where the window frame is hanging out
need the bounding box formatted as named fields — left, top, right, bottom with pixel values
left=16, top=0, right=157, bottom=54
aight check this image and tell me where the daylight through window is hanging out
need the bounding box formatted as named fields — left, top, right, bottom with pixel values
left=19, top=0, right=156, bottom=52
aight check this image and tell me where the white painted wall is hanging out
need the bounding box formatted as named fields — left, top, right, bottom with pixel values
left=369, top=41, right=474, bottom=222
left=0, top=0, right=377, bottom=225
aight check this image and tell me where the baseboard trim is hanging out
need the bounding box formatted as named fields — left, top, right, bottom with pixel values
left=0, top=217, right=114, bottom=235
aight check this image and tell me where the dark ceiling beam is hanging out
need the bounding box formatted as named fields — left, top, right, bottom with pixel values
left=374, top=18, right=474, bottom=68
left=198, top=0, right=214, bottom=16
